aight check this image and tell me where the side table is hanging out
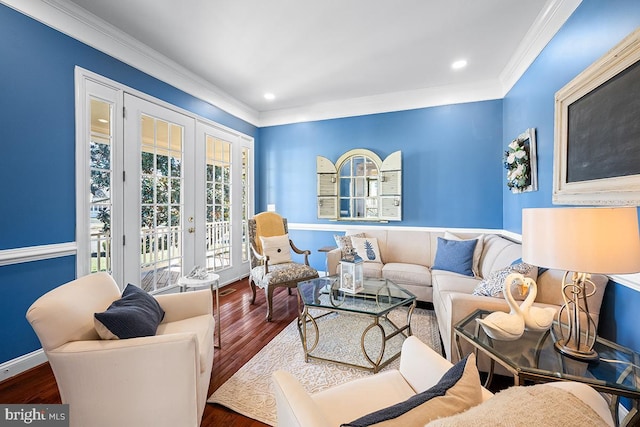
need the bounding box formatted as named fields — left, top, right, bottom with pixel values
left=317, top=246, right=337, bottom=276
left=454, top=309, right=640, bottom=426
left=178, top=273, right=221, bottom=348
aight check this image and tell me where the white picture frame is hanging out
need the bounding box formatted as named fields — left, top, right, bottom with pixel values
left=553, top=28, right=640, bottom=206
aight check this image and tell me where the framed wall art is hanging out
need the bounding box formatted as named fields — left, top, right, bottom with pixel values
left=553, top=27, right=640, bottom=205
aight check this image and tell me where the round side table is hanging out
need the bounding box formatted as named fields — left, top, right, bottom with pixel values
left=177, top=273, right=221, bottom=348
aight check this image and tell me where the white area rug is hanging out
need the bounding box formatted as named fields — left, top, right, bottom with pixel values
left=207, top=307, right=442, bottom=426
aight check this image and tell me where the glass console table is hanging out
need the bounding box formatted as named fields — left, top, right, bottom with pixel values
left=297, top=276, right=416, bottom=373
left=455, top=309, right=640, bottom=426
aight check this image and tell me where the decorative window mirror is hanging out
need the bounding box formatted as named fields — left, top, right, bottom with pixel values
left=317, top=149, right=402, bottom=221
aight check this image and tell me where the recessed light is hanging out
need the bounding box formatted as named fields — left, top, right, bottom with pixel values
left=264, top=93, right=276, bottom=101
left=97, top=118, right=109, bottom=123
left=451, top=60, right=467, bottom=70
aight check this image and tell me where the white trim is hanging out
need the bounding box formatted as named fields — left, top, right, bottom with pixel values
left=609, top=274, right=640, bottom=292
left=1, top=0, right=579, bottom=127
left=289, top=222, right=505, bottom=235
left=259, top=79, right=504, bottom=127
left=1, top=0, right=259, bottom=125
left=0, top=349, right=47, bottom=382
left=499, top=0, right=582, bottom=94
left=0, top=242, right=76, bottom=266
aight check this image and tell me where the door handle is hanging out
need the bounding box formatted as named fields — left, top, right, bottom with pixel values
left=188, top=227, right=195, bottom=233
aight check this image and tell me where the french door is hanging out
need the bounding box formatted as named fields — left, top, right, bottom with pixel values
left=77, top=70, right=252, bottom=292
left=123, top=94, right=195, bottom=291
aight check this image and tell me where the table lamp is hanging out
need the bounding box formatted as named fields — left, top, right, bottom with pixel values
left=522, top=207, right=640, bottom=361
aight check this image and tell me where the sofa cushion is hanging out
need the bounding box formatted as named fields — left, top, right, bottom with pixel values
left=342, top=354, right=482, bottom=427
left=260, top=234, right=292, bottom=265
left=477, top=235, right=522, bottom=278
left=94, top=284, right=165, bottom=340
left=444, top=232, right=484, bottom=277
left=351, top=236, right=382, bottom=263
left=383, top=263, right=431, bottom=287
left=432, top=238, right=477, bottom=277
left=472, top=262, right=538, bottom=300
left=362, top=262, right=383, bottom=279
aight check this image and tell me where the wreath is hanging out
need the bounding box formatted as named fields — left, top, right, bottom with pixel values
left=504, top=137, right=531, bottom=191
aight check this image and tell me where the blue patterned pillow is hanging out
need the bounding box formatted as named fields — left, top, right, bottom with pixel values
left=432, top=238, right=477, bottom=277
left=473, top=262, right=538, bottom=299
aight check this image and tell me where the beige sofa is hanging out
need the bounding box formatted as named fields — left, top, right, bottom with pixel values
left=273, top=336, right=614, bottom=427
left=329, top=230, right=608, bottom=363
left=327, top=229, right=443, bottom=302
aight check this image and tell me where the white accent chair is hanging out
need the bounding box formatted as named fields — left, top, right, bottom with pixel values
left=272, top=336, right=614, bottom=427
left=26, top=272, right=214, bottom=427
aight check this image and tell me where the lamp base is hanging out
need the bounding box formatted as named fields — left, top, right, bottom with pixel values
left=554, top=339, right=599, bottom=362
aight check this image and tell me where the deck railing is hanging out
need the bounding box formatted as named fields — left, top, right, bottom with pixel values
left=91, top=220, right=237, bottom=289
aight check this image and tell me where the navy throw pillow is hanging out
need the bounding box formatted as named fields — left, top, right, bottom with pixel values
left=94, top=284, right=165, bottom=339
left=432, top=237, right=477, bottom=277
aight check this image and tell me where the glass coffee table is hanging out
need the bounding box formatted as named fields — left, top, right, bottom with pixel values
left=455, top=309, right=640, bottom=426
left=297, top=276, right=416, bottom=373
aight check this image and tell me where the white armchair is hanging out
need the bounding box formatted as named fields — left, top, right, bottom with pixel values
left=272, top=336, right=614, bottom=427
left=26, top=272, right=214, bottom=427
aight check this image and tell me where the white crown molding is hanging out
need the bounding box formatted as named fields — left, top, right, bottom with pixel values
left=1, top=0, right=579, bottom=127
left=259, top=79, right=504, bottom=127
left=499, top=0, right=582, bottom=94
left=0, top=0, right=260, bottom=126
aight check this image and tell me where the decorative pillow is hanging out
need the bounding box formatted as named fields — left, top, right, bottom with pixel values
left=260, top=234, right=292, bottom=265
left=444, top=232, right=484, bottom=277
left=432, top=238, right=477, bottom=277
left=334, top=233, right=365, bottom=257
left=351, top=236, right=382, bottom=263
left=472, top=262, right=538, bottom=300
left=94, top=284, right=165, bottom=340
left=342, top=354, right=482, bottom=427
left=425, top=384, right=610, bottom=427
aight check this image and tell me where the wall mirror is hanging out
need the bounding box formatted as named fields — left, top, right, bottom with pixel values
left=317, top=149, right=402, bottom=221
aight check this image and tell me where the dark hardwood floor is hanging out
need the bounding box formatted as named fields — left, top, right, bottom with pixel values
left=0, top=278, right=298, bottom=427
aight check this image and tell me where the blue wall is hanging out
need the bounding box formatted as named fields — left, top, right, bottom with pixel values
left=501, top=0, right=640, bottom=351
left=3, top=0, right=640, bottom=367
left=502, top=0, right=640, bottom=233
left=0, top=3, right=256, bottom=364
left=258, top=101, right=504, bottom=227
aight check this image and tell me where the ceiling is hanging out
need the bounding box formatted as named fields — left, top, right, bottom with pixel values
left=49, top=0, right=578, bottom=125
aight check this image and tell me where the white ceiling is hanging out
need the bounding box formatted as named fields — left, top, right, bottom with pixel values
left=14, top=0, right=581, bottom=125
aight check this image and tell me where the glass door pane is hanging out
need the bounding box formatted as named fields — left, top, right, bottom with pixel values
left=205, top=135, right=231, bottom=271
left=89, top=98, right=113, bottom=274
left=139, top=115, right=184, bottom=291
left=241, top=146, right=250, bottom=262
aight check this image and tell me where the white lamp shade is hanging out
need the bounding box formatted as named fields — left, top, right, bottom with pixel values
left=522, top=207, right=640, bottom=274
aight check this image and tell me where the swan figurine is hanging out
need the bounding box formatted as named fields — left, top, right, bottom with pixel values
left=519, top=277, right=556, bottom=331
left=476, top=273, right=525, bottom=341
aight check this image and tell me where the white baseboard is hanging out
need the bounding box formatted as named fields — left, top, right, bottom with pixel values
left=0, top=349, right=47, bottom=382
